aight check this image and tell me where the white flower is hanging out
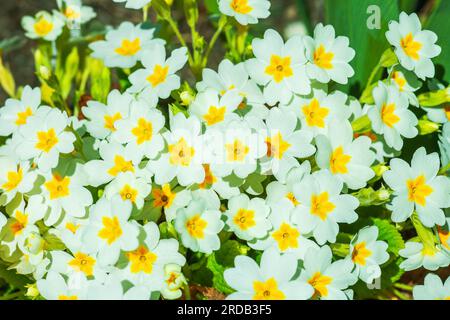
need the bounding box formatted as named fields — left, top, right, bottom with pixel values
left=368, top=82, right=418, bottom=150
left=250, top=202, right=318, bottom=259
left=0, top=86, right=42, bottom=137
left=174, top=198, right=224, bottom=254
left=225, top=247, right=313, bottom=300
left=37, top=271, right=88, bottom=300
left=284, top=88, right=351, bottom=137
left=128, top=44, right=188, bottom=106
left=119, top=222, right=185, bottom=291
left=104, top=171, right=152, bottom=209
left=315, top=119, right=375, bottom=189
left=299, top=246, right=356, bottom=300
left=224, top=194, right=271, bottom=241
left=149, top=113, right=205, bottom=186
left=0, top=157, right=37, bottom=204
left=113, top=0, right=152, bottom=9
left=197, top=164, right=240, bottom=200
left=21, top=11, right=64, bottom=41
left=347, top=226, right=389, bottom=284
left=304, top=23, right=355, bottom=84
left=150, top=183, right=192, bottom=222
left=293, top=169, right=359, bottom=245
left=82, top=90, right=133, bottom=140
left=218, top=0, right=270, bottom=25
left=413, top=273, right=450, bottom=300
left=261, top=107, right=315, bottom=182
left=49, top=250, right=104, bottom=280
left=386, top=12, right=441, bottom=79
left=82, top=196, right=139, bottom=266
left=190, top=89, right=243, bottom=128
left=399, top=241, right=450, bottom=271
left=389, top=69, right=420, bottom=107
left=383, top=147, right=450, bottom=227
left=160, top=264, right=187, bottom=300
left=246, top=29, right=311, bottom=105
left=89, top=22, right=164, bottom=69
left=112, top=101, right=165, bottom=161
left=55, top=0, right=96, bottom=24
left=86, top=274, right=151, bottom=300
left=0, top=212, right=6, bottom=231
left=197, top=59, right=268, bottom=119
left=14, top=108, right=76, bottom=172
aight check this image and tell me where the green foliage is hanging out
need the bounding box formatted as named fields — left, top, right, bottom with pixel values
left=371, top=218, right=405, bottom=255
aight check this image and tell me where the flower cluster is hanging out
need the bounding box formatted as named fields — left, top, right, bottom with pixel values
left=0, top=0, right=449, bottom=300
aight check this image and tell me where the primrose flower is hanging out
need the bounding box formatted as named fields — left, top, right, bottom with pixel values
left=389, top=69, right=420, bottom=107
left=224, top=194, right=271, bottom=241
left=383, top=147, right=450, bottom=227
left=113, top=0, right=152, bottom=9
left=250, top=202, right=319, bottom=259
left=0, top=86, right=42, bottom=137
left=82, top=90, right=133, bottom=140
left=149, top=113, right=205, bottom=186
left=128, top=44, right=188, bottom=106
left=304, top=23, right=355, bottom=84
left=315, top=119, right=375, bottom=189
left=149, top=184, right=192, bottom=222
left=299, top=246, right=357, bottom=300
left=347, top=226, right=389, bottom=284
left=49, top=250, right=104, bottom=280
left=368, top=82, right=418, bottom=151
left=196, top=164, right=240, bottom=200
left=218, top=0, right=271, bottom=25
left=0, top=157, right=37, bottom=204
left=224, top=247, right=313, bottom=300
left=86, top=275, right=151, bottom=300
left=386, top=12, right=441, bottom=79
left=161, top=264, right=187, bottom=300
left=89, top=22, right=164, bottom=69
left=399, top=241, right=450, bottom=271
left=14, top=108, right=76, bottom=172
left=55, top=0, right=96, bottom=25
left=413, top=273, right=450, bottom=300
left=246, top=29, right=311, bottom=105
left=292, top=169, right=359, bottom=245
left=190, top=89, right=243, bottom=128
left=112, top=101, right=165, bottom=162
left=21, top=11, right=64, bottom=41
left=37, top=271, right=88, bottom=300
left=174, top=198, right=224, bottom=254
left=104, top=171, right=152, bottom=209
left=261, top=108, right=315, bottom=182
left=82, top=196, right=139, bottom=266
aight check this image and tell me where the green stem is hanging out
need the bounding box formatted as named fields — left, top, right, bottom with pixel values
left=203, top=16, right=228, bottom=67
left=183, top=283, right=191, bottom=300
left=0, top=291, right=23, bottom=300
left=394, top=283, right=413, bottom=292
left=166, top=17, right=194, bottom=66
left=439, top=163, right=450, bottom=175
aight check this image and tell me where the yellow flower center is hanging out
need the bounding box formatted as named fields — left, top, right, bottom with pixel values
left=400, top=33, right=422, bottom=60
left=253, top=278, right=285, bottom=300
left=127, top=245, right=158, bottom=274
left=68, top=252, right=96, bottom=276
left=168, top=137, right=195, bottom=166
left=44, top=175, right=70, bottom=200
left=265, top=132, right=291, bottom=159
left=185, top=215, right=208, bottom=239
left=98, top=216, right=123, bottom=245
left=226, top=139, right=250, bottom=162
left=392, top=71, right=407, bottom=91
left=104, top=112, right=122, bottom=132
left=302, top=98, right=329, bottom=128
left=406, top=174, right=433, bottom=206
left=147, top=64, right=169, bottom=87
left=438, top=226, right=450, bottom=251
left=10, top=211, right=28, bottom=236
left=308, top=272, right=333, bottom=298
left=115, top=38, right=141, bottom=56
left=310, top=192, right=335, bottom=221
left=33, top=17, right=54, bottom=37
left=59, top=295, right=78, bottom=300
left=313, top=45, right=334, bottom=69
left=233, top=208, right=256, bottom=230
left=203, top=106, right=226, bottom=126
left=152, top=184, right=176, bottom=208
left=351, top=242, right=372, bottom=266
left=64, top=6, right=81, bottom=19
left=272, top=223, right=300, bottom=251
left=381, top=103, right=400, bottom=128
left=35, top=128, right=59, bottom=153
left=2, top=167, right=23, bottom=192
left=132, top=118, right=153, bottom=145
left=199, top=164, right=217, bottom=189
left=107, top=155, right=135, bottom=177
left=330, top=146, right=352, bottom=174
left=286, top=192, right=299, bottom=206
left=15, top=107, right=33, bottom=126
left=65, top=222, right=80, bottom=234
left=230, top=0, right=253, bottom=14
left=120, top=184, right=138, bottom=203
left=265, top=55, right=293, bottom=83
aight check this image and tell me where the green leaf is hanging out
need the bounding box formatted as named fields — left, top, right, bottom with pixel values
left=371, top=218, right=405, bottom=255
left=206, top=253, right=234, bottom=295
left=324, top=0, right=399, bottom=93
left=215, top=240, right=249, bottom=268
left=43, top=232, right=66, bottom=251
left=0, top=36, right=26, bottom=54
left=0, top=263, right=29, bottom=288
left=89, top=58, right=110, bottom=103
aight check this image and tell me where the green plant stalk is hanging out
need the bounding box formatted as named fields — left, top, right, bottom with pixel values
left=203, top=16, right=228, bottom=67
